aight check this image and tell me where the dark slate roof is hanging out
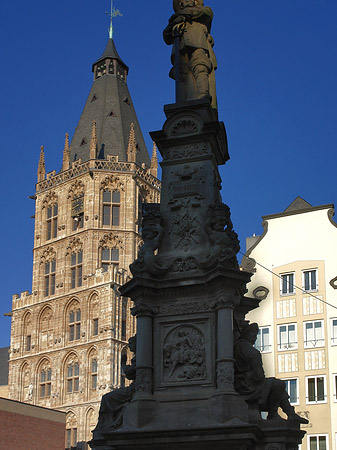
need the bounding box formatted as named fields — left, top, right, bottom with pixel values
left=69, top=39, right=150, bottom=166
left=93, top=38, right=128, bottom=70
left=0, top=347, right=9, bottom=386
left=284, top=196, right=312, bottom=213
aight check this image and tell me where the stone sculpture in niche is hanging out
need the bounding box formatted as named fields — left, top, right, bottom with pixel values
left=234, top=323, right=308, bottom=425
left=201, top=202, right=240, bottom=269
left=93, top=336, right=136, bottom=436
left=163, top=0, right=217, bottom=109
left=163, top=325, right=206, bottom=381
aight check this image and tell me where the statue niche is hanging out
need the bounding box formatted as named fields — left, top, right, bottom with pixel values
left=234, top=323, right=309, bottom=425
left=164, top=0, right=217, bottom=109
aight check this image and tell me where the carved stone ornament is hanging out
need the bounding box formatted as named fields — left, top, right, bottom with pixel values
left=40, top=247, right=56, bottom=265
left=163, top=325, right=206, bottom=382
left=216, top=361, right=234, bottom=390
left=42, top=191, right=58, bottom=209
left=100, top=175, right=125, bottom=192
left=135, top=368, right=152, bottom=394
left=67, top=179, right=85, bottom=199
left=138, top=182, right=155, bottom=203
left=330, top=276, right=337, bottom=289
left=171, top=256, right=198, bottom=272
left=252, top=286, right=269, bottom=301
left=170, top=212, right=202, bottom=252
left=164, top=143, right=209, bottom=161
left=66, top=237, right=83, bottom=255
left=241, top=255, right=257, bottom=272
left=98, top=233, right=123, bottom=250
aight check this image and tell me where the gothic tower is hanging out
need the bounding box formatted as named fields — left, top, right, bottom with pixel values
left=7, top=32, right=160, bottom=448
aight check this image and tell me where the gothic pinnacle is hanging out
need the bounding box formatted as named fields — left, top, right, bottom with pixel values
left=127, top=123, right=137, bottom=163
left=150, top=141, right=158, bottom=177
left=90, top=120, right=97, bottom=160
left=62, top=133, right=70, bottom=171
left=37, top=145, right=46, bottom=183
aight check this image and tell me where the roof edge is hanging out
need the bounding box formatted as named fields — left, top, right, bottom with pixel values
left=262, top=203, right=335, bottom=221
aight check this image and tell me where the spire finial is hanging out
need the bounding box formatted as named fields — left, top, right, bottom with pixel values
left=150, top=142, right=158, bottom=177
left=106, top=0, right=123, bottom=39
left=127, top=123, right=137, bottom=162
left=62, top=133, right=70, bottom=171
left=37, top=145, right=46, bottom=182
left=90, top=121, right=97, bottom=160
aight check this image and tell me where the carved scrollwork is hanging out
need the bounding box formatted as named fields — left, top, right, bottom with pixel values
left=135, top=368, right=152, bottom=394
left=42, top=191, right=58, bottom=209
left=67, top=179, right=85, bottom=199
left=241, top=256, right=257, bottom=272
left=66, top=237, right=83, bottom=255
left=40, top=247, right=56, bottom=265
left=217, top=361, right=234, bottom=390
left=100, top=175, right=125, bottom=192
left=98, top=233, right=123, bottom=250
left=164, top=143, right=209, bottom=161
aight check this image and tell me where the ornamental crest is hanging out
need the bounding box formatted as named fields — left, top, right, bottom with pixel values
left=100, top=175, right=125, bottom=191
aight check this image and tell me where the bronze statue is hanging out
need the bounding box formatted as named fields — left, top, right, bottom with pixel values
left=234, top=323, right=308, bottom=424
left=164, top=0, right=217, bottom=109
left=93, top=336, right=136, bottom=436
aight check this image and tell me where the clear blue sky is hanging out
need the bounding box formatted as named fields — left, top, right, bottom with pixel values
left=1, top=0, right=336, bottom=348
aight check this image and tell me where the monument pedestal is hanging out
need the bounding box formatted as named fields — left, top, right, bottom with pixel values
left=89, top=100, right=305, bottom=450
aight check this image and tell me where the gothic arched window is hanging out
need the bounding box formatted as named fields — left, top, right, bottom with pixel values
left=39, top=367, right=52, bottom=398
left=65, top=412, right=78, bottom=450
left=39, top=307, right=53, bottom=350
left=102, top=190, right=120, bottom=226
left=67, top=362, right=80, bottom=393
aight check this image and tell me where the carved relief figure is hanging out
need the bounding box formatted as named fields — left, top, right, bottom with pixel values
left=164, top=0, right=217, bottom=109
left=234, top=323, right=308, bottom=425
left=201, top=202, right=240, bottom=269
left=93, top=336, right=136, bottom=436
left=164, top=326, right=206, bottom=381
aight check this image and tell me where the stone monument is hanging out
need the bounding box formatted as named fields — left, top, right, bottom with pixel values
left=89, top=2, right=307, bottom=449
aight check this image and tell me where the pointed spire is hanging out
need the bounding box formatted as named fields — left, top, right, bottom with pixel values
left=90, top=120, right=97, bottom=159
left=150, top=142, right=158, bottom=177
left=37, top=146, right=46, bottom=182
left=62, top=133, right=70, bottom=171
left=127, top=123, right=137, bottom=162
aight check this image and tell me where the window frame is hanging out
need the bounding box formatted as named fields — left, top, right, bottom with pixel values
left=307, top=434, right=329, bottom=450
left=92, top=318, right=99, bottom=337
left=44, top=259, right=56, bottom=297
left=277, top=322, right=298, bottom=351
left=333, top=374, right=337, bottom=403
left=280, top=272, right=295, bottom=296
left=66, top=362, right=80, bottom=393
left=303, top=319, right=325, bottom=349
left=302, top=269, right=318, bottom=292
left=39, top=367, right=51, bottom=399
left=102, top=190, right=120, bottom=227
left=254, top=325, right=272, bottom=353
left=70, top=250, right=83, bottom=289
left=65, top=427, right=77, bottom=450
left=91, top=358, right=98, bottom=390
left=68, top=308, right=81, bottom=342
left=282, top=377, right=299, bottom=405
left=331, top=318, right=337, bottom=346
left=306, top=375, right=327, bottom=404
left=46, top=203, right=58, bottom=240
left=101, top=247, right=119, bottom=272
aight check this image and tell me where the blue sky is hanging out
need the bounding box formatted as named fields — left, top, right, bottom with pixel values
left=0, top=0, right=336, bottom=348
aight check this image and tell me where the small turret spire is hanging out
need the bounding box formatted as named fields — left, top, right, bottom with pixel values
left=127, top=123, right=137, bottom=162
left=106, top=0, right=123, bottom=40
left=90, top=120, right=97, bottom=159
left=37, top=146, right=46, bottom=182
left=62, top=133, right=70, bottom=171
left=150, top=142, right=158, bottom=177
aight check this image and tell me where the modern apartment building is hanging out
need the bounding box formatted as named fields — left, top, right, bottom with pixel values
left=244, top=197, right=337, bottom=450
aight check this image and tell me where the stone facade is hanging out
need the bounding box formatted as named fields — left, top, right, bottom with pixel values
left=7, top=35, right=160, bottom=448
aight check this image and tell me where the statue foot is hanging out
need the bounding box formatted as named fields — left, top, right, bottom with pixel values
left=288, top=412, right=309, bottom=424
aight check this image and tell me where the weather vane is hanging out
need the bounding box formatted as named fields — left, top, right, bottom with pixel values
left=106, top=0, right=123, bottom=39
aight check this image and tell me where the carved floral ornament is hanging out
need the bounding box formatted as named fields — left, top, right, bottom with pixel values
left=66, top=412, right=77, bottom=427
left=164, top=111, right=203, bottom=138
left=100, top=175, right=125, bottom=192
left=68, top=179, right=85, bottom=199
left=66, top=237, right=83, bottom=256
left=38, top=359, right=51, bottom=372
left=42, top=190, right=58, bottom=209
left=40, top=247, right=56, bottom=265
left=98, top=232, right=123, bottom=249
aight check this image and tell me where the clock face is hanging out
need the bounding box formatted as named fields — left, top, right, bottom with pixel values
left=71, top=197, right=84, bottom=217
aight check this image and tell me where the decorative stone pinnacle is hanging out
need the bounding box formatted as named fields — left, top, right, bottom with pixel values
left=150, top=142, right=158, bottom=177
left=37, top=145, right=46, bottom=183
left=127, top=123, right=137, bottom=162
left=90, top=120, right=97, bottom=160
left=62, top=132, right=70, bottom=171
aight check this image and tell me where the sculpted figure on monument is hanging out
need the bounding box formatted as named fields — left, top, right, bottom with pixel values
left=234, top=323, right=308, bottom=425
left=93, top=336, right=136, bottom=435
left=201, top=202, right=240, bottom=269
left=164, top=0, right=217, bottom=109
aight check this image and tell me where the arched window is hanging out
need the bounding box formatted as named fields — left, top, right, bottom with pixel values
left=101, top=247, right=119, bottom=271
left=67, top=362, right=79, bottom=393
left=69, top=308, right=81, bottom=341
left=47, top=203, right=58, bottom=240
left=23, top=312, right=32, bottom=353
left=39, top=366, right=52, bottom=398
left=90, top=294, right=99, bottom=337
left=21, top=362, right=32, bottom=402
left=71, top=251, right=83, bottom=288
left=102, top=190, right=120, bottom=226
left=91, top=358, right=98, bottom=390
left=39, top=307, right=53, bottom=350
left=65, top=412, right=78, bottom=450
left=45, top=259, right=56, bottom=297
left=86, top=408, right=97, bottom=444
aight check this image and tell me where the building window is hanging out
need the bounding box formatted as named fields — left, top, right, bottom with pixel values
left=121, top=300, right=127, bottom=340
left=26, top=335, right=31, bottom=352
left=280, top=272, right=295, bottom=295
left=283, top=378, right=299, bottom=405
left=39, top=368, right=51, bottom=398
left=304, top=320, right=324, bottom=348
left=303, top=269, right=318, bottom=292
left=277, top=323, right=297, bottom=350
left=73, top=215, right=83, bottom=231
left=69, top=309, right=81, bottom=341
left=65, top=428, right=77, bottom=450
left=67, top=363, right=79, bottom=393
left=71, top=251, right=83, bottom=289
left=333, top=374, right=337, bottom=402
left=91, top=358, right=98, bottom=390
left=92, top=318, right=99, bottom=336
left=102, top=190, right=120, bottom=226
left=306, top=376, right=326, bottom=404
left=254, top=326, right=271, bottom=353
left=47, top=204, right=58, bottom=240
left=101, top=247, right=119, bottom=271
left=45, top=259, right=56, bottom=297
left=331, top=319, right=337, bottom=345
left=307, top=435, right=328, bottom=450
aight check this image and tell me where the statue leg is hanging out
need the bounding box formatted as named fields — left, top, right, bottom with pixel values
left=190, top=49, right=212, bottom=100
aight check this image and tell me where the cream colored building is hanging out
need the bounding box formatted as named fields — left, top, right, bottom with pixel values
left=7, top=35, right=160, bottom=449
left=244, top=197, right=337, bottom=450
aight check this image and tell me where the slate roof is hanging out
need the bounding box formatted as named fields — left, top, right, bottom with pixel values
left=284, top=196, right=312, bottom=213
left=69, top=38, right=150, bottom=166
left=0, top=347, right=9, bottom=386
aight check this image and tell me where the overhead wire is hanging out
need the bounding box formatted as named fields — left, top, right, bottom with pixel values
left=239, top=251, right=337, bottom=312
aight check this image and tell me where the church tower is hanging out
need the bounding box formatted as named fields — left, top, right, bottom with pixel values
left=7, top=29, right=160, bottom=448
